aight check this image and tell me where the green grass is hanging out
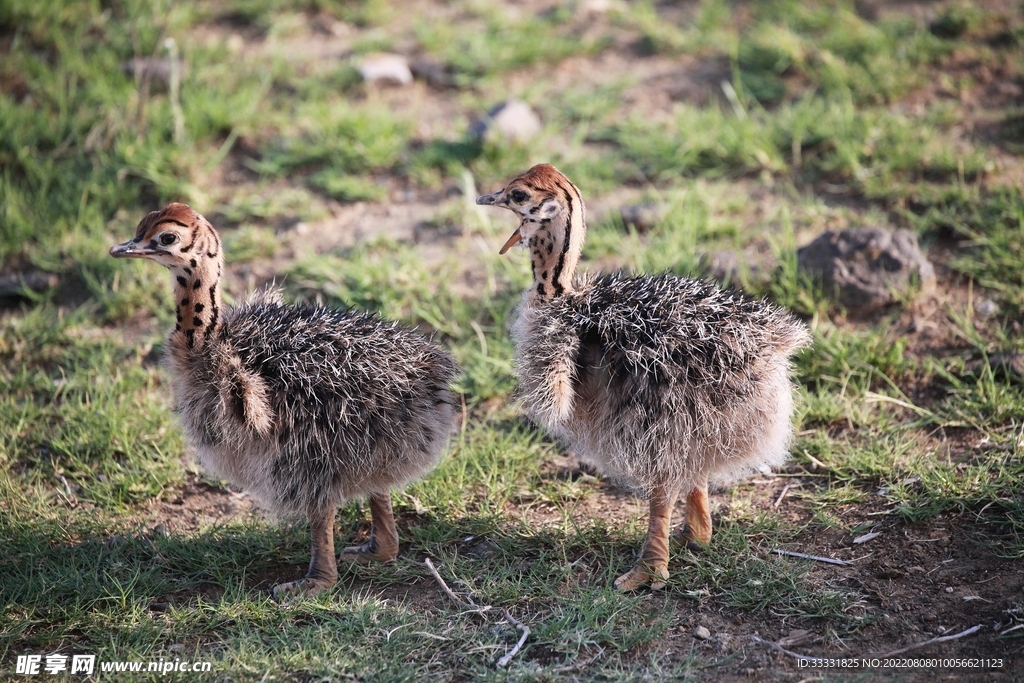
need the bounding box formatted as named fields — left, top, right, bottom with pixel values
left=2, top=0, right=1023, bottom=679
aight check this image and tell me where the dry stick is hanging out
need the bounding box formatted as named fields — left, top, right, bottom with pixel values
left=424, top=558, right=530, bottom=668
left=876, top=624, right=983, bottom=658
left=424, top=557, right=465, bottom=605
left=772, top=549, right=853, bottom=566
left=751, top=625, right=985, bottom=663
left=494, top=609, right=531, bottom=668
left=749, top=635, right=825, bottom=663
left=773, top=485, right=791, bottom=508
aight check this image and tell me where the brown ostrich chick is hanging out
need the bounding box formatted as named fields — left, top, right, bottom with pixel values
left=110, top=203, right=460, bottom=598
left=478, top=165, right=810, bottom=590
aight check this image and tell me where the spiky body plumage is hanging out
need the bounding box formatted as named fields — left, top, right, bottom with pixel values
left=168, top=289, right=459, bottom=517
left=512, top=272, right=809, bottom=495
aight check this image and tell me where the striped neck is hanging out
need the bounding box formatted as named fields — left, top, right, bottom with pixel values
left=169, top=225, right=223, bottom=352
left=526, top=179, right=586, bottom=303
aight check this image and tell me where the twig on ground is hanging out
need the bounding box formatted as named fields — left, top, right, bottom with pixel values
left=749, top=635, right=825, bottom=662
left=877, top=624, right=983, bottom=658
left=495, top=609, right=530, bottom=668
left=852, top=531, right=881, bottom=545
left=751, top=624, right=985, bottom=663
left=773, top=485, right=791, bottom=508
left=772, top=549, right=853, bottom=566
left=57, top=475, right=77, bottom=503
left=424, top=557, right=465, bottom=606
left=424, top=558, right=530, bottom=668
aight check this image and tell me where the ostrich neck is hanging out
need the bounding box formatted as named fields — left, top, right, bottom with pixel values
left=527, top=191, right=586, bottom=304
left=169, top=240, right=224, bottom=353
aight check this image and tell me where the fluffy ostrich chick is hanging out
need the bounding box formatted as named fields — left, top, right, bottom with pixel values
left=478, top=165, right=810, bottom=590
left=111, top=203, right=459, bottom=598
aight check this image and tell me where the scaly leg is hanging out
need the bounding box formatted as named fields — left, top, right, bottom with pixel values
left=273, top=505, right=338, bottom=600
left=674, top=483, right=712, bottom=550
left=340, top=491, right=399, bottom=564
left=614, top=483, right=679, bottom=591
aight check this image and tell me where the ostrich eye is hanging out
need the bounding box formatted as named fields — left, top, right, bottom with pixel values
left=509, top=189, right=528, bottom=203
left=159, top=233, right=179, bottom=246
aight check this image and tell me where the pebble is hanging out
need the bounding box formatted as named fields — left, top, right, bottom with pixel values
left=466, top=539, right=500, bottom=559
left=471, top=100, right=542, bottom=142
left=701, top=250, right=741, bottom=283
left=0, top=269, right=59, bottom=297
left=357, top=53, right=413, bottom=86
left=409, top=58, right=454, bottom=88
left=975, top=298, right=998, bottom=319
left=693, top=625, right=711, bottom=640
left=122, top=57, right=185, bottom=87
left=619, top=203, right=664, bottom=233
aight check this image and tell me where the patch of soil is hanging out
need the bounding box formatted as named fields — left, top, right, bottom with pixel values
left=145, top=473, right=257, bottom=536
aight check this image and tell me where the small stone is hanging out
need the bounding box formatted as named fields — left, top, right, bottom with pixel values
left=701, top=250, right=741, bottom=283
left=619, top=203, right=665, bottom=233
left=121, top=57, right=185, bottom=88
left=693, top=625, right=712, bottom=640
left=582, top=0, right=614, bottom=13
left=0, top=269, right=59, bottom=298
left=357, top=53, right=413, bottom=86
left=466, top=539, right=499, bottom=559
left=410, top=58, right=455, bottom=88
left=168, top=643, right=185, bottom=652
left=944, top=586, right=954, bottom=593
left=975, top=298, right=998, bottom=319
left=797, top=227, right=936, bottom=314
left=922, top=613, right=938, bottom=622
left=471, top=100, right=542, bottom=142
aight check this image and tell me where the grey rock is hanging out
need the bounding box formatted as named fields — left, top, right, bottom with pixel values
left=410, top=58, right=455, bottom=88
left=122, top=58, right=185, bottom=88
left=701, top=250, right=740, bottom=283
left=466, top=539, right=500, bottom=559
left=693, top=625, right=712, bottom=640
left=357, top=53, right=413, bottom=86
left=581, top=0, right=624, bottom=14
left=975, top=298, right=998, bottom=319
left=619, top=203, right=665, bottom=233
left=797, top=227, right=935, bottom=313
left=0, top=270, right=58, bottom=298
left=471, top=100, right=542, bottom=142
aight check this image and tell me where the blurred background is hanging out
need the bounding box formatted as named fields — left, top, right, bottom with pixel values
left=2, top=0, right=1023, bottom=678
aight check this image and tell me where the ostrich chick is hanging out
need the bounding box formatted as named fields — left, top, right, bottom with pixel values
left=110, top=204, right=459, bottom=598
left=478, top=165, right=810, bottom=590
